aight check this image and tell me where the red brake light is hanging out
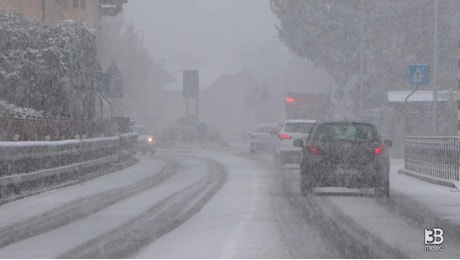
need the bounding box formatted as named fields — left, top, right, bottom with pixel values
left=305, top=144, right=320, bottom=156
left=285, top=96, right=296, bottom=103
left=278, top=133, right=292, bottom=140
left=374, top=144, right=384, bottom=156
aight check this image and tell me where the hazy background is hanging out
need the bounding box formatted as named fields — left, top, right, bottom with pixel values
left=124, top=0, right=276, bottom=87
left=122, top=0, right=334, bottom=140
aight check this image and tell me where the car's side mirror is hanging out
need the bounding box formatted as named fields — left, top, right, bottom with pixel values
left=384, top=140, right=392, bottom=147
left=293, top=139, right=304, bottom=147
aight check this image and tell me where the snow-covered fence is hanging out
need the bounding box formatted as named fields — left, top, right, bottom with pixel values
left=0, top=133, right=138, bottom=198
left=404, top=136, right=460, bottom=184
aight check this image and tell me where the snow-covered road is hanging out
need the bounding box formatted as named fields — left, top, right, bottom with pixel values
left=0, top=146, right=458, bottom=258
left=135, top=152, right=337, bottom=258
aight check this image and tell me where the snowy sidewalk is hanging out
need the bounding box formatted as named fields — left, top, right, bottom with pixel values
left=390, top=159, right=460, bottom=228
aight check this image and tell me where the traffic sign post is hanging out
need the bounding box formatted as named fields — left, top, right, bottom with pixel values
left=405, top=64, right=430, bottom=135
left=408, top=64, right=429, bottom=85
left=183, top=69, right=199, bottom=98
left=183, top=69, right=200, bottom=123
left=406, top=64, right=430, bottom=102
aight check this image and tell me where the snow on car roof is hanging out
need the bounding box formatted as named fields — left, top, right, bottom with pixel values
left=255, top=123, right=279, bottom=127
left=283, top=119, right=317, bottom=123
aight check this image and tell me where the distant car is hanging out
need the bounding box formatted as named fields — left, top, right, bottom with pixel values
left=294, top=120, right=392, bottom=197
left=249, top=123, right=280, bottom=154
left=275, top=119, right=317, bottom=164
left=131, top=125, right=156, bottom=155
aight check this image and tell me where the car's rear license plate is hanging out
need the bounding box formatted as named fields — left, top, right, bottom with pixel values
left=334, top=168, right=359, bottom=175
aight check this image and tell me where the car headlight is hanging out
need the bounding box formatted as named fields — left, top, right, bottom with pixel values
left=148, top=137, right=154, bottom=143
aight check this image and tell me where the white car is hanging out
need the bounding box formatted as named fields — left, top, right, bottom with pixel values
left=275, top=119, right=317, bottom=164
left=249, top=123, right=280, bottom=154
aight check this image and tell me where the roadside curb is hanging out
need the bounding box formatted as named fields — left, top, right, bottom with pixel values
left=384, top=190, right=460, bottom=245
left=394, top=169, right=460, bottom=242
left=398, top=168, right=458, bottom=190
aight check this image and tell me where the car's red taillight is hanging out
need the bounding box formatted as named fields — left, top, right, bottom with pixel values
left=374, top=144, right=384, bottom=156
left=279, top=133, right=292, bottom=140
left=305, top=144, right=320, bottom=156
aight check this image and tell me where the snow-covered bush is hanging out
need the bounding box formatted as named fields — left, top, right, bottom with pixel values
left=0, top=11, right=100, bottom=119
left=0, top=99, right=44, bottom=118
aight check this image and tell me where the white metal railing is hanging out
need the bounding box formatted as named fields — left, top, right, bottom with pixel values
left=0, top=133, right=137, bottom=198
left=404, top=136, right=460, bottom=182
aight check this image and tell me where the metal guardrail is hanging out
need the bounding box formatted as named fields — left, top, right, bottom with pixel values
left=0, top=133, right=138, bottom=198
left=404, top=136, right=460, bottom=182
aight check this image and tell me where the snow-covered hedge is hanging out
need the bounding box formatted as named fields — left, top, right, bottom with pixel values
left=0, top=11, right=100, bottom=119
left=0, top=99, right=44, bottom=119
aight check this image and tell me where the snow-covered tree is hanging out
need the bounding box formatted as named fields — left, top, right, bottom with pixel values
left=0, top=11, right=100, bottom=119
left=271, top=0, right=460, bottom=113
left=99, top=15, right=175, bottom=129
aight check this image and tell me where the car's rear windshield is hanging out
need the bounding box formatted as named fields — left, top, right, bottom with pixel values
left=312, top=122, right=379, bottom=142
left=255, top=125, right=279, bottom=133
left=283, top=122, right=315, bottom=133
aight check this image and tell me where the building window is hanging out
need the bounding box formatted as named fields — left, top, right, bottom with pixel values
left=73, top=0, right=86, bottom=10
left=80, top=0, right=86, bottom=10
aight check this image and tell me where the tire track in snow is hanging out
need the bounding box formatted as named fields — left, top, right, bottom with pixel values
left=59, top=156, right=228, bottom=258
left=0, top=156, right=179, bottom=249
left=277, top=165, right=407, bottom=258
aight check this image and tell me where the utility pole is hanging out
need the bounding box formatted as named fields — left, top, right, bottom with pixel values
left=41, top=0, right=46, bottom=22
left=433, top=0, right=439, bottom=134
left=359, top=0, right=364, bottom=115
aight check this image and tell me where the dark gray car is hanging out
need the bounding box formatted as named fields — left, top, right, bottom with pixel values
left=294, top=120, right=392, bottom=197
left=131, top=125, right=156, bottom=155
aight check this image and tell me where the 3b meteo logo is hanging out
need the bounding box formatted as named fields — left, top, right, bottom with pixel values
left=424, top=228, right=444, bottom=252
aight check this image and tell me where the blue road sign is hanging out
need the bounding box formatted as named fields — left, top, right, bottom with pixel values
left=408, top=64, right=429, bottom=85
left=197, top=122, right=207, bottom=133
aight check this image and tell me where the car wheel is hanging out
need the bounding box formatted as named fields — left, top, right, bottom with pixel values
left=300, top=174, right=314, bottom=196
left=277, top=153, right=285, bottom=165
left=375, top=179, right=390, bottom=198
left=249, top=143, right=255, bottom=154
left=300, top=163, right=313, bottom=195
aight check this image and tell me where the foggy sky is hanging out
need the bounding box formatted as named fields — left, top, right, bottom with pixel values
left=123, top=0, right=278, bottom=88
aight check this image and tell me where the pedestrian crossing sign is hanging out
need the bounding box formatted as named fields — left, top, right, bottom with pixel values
left=408, top=64, right=429, bottom=85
